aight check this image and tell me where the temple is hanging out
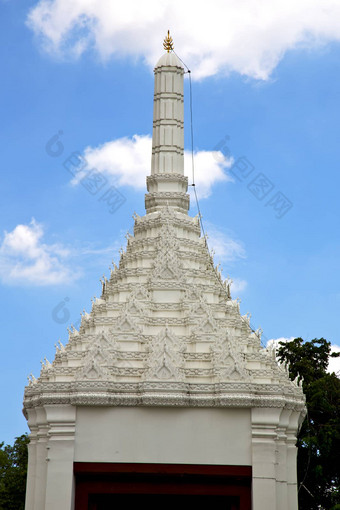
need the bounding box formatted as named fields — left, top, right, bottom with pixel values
left=23, top=33, right=306, bottom=510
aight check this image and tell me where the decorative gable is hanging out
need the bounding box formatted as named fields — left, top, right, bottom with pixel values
left=144, top=327, right=184, bottom=381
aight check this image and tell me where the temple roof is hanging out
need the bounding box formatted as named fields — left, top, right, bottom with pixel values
left=155, top=52, right=183, bottom=69
left=24, top=41, right=305, bottom=414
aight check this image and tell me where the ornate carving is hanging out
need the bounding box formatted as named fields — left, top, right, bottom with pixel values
left=24, top=174, right=305, bottom=415
left=211, top=334, right=249, bottom=381
left=144, top=327, right=185, bottom=381
left=115, top=312, right=142, bottom=334
left=23, top=381, right=306, bottom=412
left=76, top=332, right=116, bottom=381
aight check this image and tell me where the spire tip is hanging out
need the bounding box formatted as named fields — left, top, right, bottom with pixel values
left=163, top=30, right=174, bottom=53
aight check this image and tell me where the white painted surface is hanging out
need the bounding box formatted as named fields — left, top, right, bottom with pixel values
left=75, top=407, right=252, bottom=466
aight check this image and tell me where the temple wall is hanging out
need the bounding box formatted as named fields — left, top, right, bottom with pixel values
left=25, top=404, right=300, bottom=510
left=74, top=407, right=252, bottom=466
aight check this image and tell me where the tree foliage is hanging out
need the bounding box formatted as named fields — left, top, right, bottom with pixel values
left=0, top=434, right=28, bottom=510
left=277, top=338, right=340, bottom=510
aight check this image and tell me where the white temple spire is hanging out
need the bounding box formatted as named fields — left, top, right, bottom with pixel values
left=24, top=38, right=305, bottom=510
left=145, top=31, right=189, bottom=213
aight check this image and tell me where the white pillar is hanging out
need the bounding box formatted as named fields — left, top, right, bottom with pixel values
left=275, top=409, right=291, bottom=510
left=286, top=411, right=301, bottom=510
left=146, top=51, right=189, bottom=213
left=25, top=407, right=49, bottom=510
left=25, top=405, right=76, bottom=510
left=251, top=407, right=281, bottom=509
left=24, top=409, right=38, bottom=510
left=151, top=52, right=184, bottom=176
left=44, top=405, right=76, bottom=510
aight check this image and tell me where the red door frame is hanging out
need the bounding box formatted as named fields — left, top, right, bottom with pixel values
left=74, top=462, right=252, bottom=510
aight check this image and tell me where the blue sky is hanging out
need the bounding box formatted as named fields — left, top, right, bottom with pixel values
left=1, top=0, right=340, bottom=444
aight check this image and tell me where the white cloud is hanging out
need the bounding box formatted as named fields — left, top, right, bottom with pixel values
left=201, top=221, right=247, bottom=294
left=81, top=135, right=151, bottom=189
left=329, top=344, right=340, bottom=376
left=205, top=222, right=246, bottom=264
left=230, top=278, right=247, bottom=294
left=266, top=337, right=295, bottom=351
left=186, top=150, right=233, bottom=199
left=75, top=134, right=232, bottom=199
left=0, top=219, right=78, bottom=286
left=27, top=0, right=340, bottom=80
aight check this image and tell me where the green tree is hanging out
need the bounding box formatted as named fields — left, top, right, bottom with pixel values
left=277, top=338, right=340, bottom=510
left=0, top=434, right=29, bottom=510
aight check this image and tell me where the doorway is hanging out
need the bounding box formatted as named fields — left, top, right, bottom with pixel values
left=74, top=462, right=251, bottom=510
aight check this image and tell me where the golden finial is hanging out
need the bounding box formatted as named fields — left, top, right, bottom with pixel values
left=163, top=30, right=174, bottom=53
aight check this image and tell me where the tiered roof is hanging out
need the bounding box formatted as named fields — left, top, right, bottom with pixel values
left=24, top=42, right=305, bottom=414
